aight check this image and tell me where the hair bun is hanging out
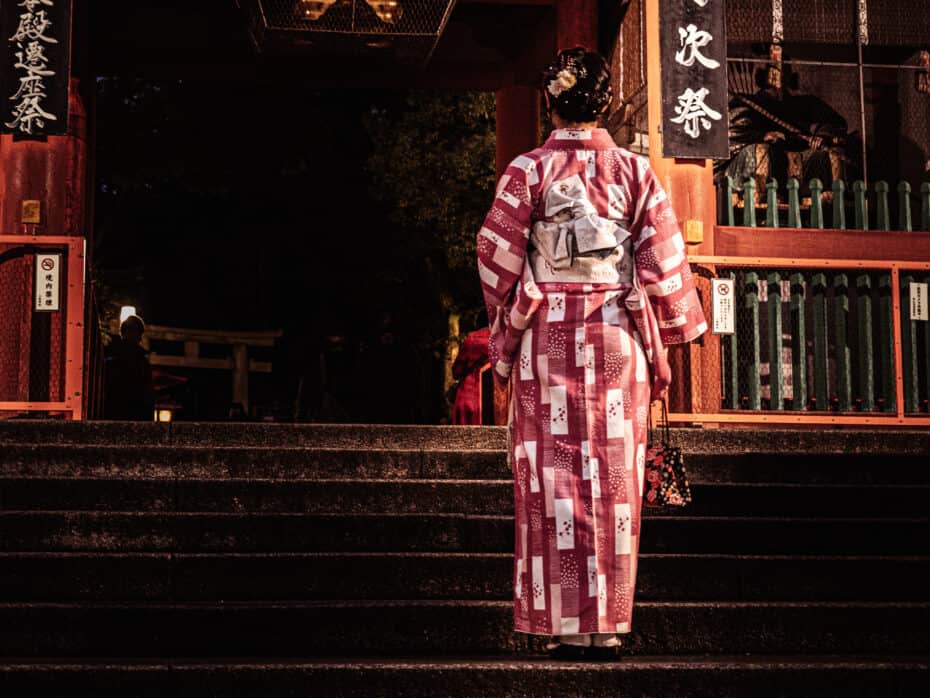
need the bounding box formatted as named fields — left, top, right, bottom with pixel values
left=542, top=47, right=612, bottom=124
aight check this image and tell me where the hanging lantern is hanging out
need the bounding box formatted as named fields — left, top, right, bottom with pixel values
left=365, top=1, right=403, bottom=25
left=297, top=0, right=338, bottom=21
left=241, top=0, right=456, bottom=66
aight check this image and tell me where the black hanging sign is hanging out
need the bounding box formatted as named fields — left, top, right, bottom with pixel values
left=1, top=0, right=72, bottom=137
left=659, top=0, right=728, bottom=159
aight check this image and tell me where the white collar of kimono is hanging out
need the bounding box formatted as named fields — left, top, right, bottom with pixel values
left=553, top=128, right=594, bottom=140
left=546, top=128, right=617, bottom=150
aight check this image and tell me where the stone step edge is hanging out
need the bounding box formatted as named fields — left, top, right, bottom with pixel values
left=4, top=476, right=927, bottom=490
left=0, top=655, right=928, bottom=670
left=0, top=444, right=503, bottom=454
left=2, top=511, right=927, bottom=523
left=3, top=551, right=928, bottom=561
left=3, top=423, right=929, bottom=455
left=7, top=444, right=930, bottom=464
left=5, top=601, right=930, bottom=610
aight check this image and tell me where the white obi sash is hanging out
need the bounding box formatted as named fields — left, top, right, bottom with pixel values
left=529, top=174, right=633, bottom=284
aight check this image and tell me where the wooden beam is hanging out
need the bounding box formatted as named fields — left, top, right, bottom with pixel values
left=689, top=255, right=930, bottom=271
left=149, top=355, right=272, bottom=373
left=667, top=412, right=930, bottom=427
left=0, top=401, right=72, bottom=411
left=150, top=355, right=232, bottom=371
left=461, top=0, right=555, bottom=5
left=144, top=325, right=281, bottom=347
left=715, top=226, right=930, bottom=262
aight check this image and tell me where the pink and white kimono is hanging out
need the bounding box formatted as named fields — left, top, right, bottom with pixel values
left=477, top=128, right=707, bottom=637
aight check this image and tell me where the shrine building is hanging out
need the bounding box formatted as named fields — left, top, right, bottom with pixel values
left=1, top=0, right=930, bottom=424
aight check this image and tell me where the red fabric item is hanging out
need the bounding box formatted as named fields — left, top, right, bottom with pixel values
left=452, top=328, right=490, bottom=425
left=476, top=128, right=707, bottom=637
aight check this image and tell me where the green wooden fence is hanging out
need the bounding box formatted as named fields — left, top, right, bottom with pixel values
left=717, top=177, right=930, bottom=231
left=715, top=266, right=930, bottom=414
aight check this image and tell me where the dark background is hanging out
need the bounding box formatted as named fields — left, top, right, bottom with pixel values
left=94, top=80, right=495, bottom=422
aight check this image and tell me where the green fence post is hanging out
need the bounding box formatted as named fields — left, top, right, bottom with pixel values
left=766, top=179, right=780, bottom=227
left=743, top=179, right=756, bottom=227
left=921, top=182, right=930, bottom=232
left=832, top=179, right=846, bottom=229
left=898, top=181, right=912, bottom=232
left=876, top=181, right=890, bottom=231
left=856, top=274, right=875, bottom=412
left=811, top=273, right=829, bottom=410
left=767, top=272, right=784, bottom=410
left=878, top=275, right=895, bottom=413
left=789, top=272, right=807, bottom=410
left=901, top=274, right=919, bottom=414
left=745, top=271, right=761, bottom=410
left=720, top=176, right=735, bottom=226
left=810, top=179, right=824, bottom=229
left=787, top=178, right=801, bottom=228
left=853, top=180, right=868, bottom=230
left=726, top=270, right=739, bottom=409
left=834, top=274, right=852, bottom=412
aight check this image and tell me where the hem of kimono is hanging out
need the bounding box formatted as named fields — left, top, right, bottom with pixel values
left=513, top=626, right=633, bottom=637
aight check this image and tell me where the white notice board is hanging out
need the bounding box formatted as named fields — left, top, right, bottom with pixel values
left=712, top=278, right=735, bottom=334
left=910, top=282, right=928, bottom=322
left=35, top=253, right=61, bottom=312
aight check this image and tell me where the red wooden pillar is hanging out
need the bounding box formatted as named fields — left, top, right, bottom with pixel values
left=494, top=86, right=540, bottom=179
left=644, top=0, right=719, bottom=417
left=493, top=86, right=539, bottom=423
left=491, top=0, right=599, bottom=424
left=0, top=79, right=88, bottom=409
left=556, top=0, right=598, bottom=50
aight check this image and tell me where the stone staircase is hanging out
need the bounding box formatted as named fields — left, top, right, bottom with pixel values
left=0, top=421, right=928, bottom=696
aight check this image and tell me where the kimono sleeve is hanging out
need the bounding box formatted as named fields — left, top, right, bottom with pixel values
left=477, top=156, right=539, bottom=314
left=476, top=155, right=541, bottom=379
left=631, top=159, right=708, bottom=345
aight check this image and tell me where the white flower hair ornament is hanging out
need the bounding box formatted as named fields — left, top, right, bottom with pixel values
left=548, top=69, right=577, bottom=97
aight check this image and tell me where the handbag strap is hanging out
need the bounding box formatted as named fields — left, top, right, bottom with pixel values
left=659, top=397, right=671, bottom=445
left=647, top=400, right=653, bottom=445
left=648, top=397, right=672, bottom=446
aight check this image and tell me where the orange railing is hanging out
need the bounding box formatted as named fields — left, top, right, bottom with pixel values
left=0, top=235, right=86, bottom=420
left=671, top=224, right=930, bottom=427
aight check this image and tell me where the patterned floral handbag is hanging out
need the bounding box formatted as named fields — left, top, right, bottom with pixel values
left=643, top=399, right=692, bottom=508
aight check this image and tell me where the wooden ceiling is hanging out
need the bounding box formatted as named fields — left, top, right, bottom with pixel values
left=89, top=0, right=624, bottom=89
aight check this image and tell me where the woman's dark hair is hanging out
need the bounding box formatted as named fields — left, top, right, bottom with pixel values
left=541, top=47, right=612, bottom=124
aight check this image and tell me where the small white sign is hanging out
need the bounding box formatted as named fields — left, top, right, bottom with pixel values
left=35, top=253, right=61, bottom=312
left=712, top=277, right=735, bottom=334
left=910, top=282, right=928, bottom=322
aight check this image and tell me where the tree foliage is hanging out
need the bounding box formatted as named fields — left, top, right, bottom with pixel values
left=364, top=90, right=496, bottom=327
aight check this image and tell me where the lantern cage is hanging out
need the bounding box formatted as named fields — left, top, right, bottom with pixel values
left=238, top=0, right=458, bottom=65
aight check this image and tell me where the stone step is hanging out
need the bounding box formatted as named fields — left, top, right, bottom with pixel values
left=0, top=421, right=508, bottom=449
left=1, top=512, right=927, bottom=554
left=2, top=552, right=927, bottom=603
left=2, top=601, right=928, bottom=657
left=0, top=445, right=506, bottom=480
left=3, top=421, right=928, bottom=459
left=0, top=656, right=927, bottom=698
left=0, top=478, right=511, bottom=515
left=4, top=443, right=929, bottom=484
left=2, top=477, right=928, bottom=517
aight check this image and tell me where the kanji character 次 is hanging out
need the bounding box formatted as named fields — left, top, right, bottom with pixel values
left=675, top=24, right=720, bottom=70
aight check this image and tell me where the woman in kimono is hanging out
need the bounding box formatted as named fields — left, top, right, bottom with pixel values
left=477, top=48, right=707, bottom=659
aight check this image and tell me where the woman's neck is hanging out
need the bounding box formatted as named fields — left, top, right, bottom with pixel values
left=551, top=114, right=599, bottom=130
